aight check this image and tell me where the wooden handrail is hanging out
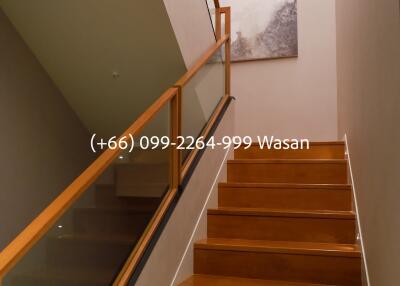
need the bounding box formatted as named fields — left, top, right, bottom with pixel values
left=219, top=7, right=231, bottom=95
left=174, top=34, right=229, bottom=87
left=0, top=5, right=231, bottom=285
left=0, top=88, right=178, bottom=277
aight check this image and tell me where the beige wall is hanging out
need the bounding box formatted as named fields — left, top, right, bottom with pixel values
left=1, top=0, right=186, bottom=139
left=336, top=0, right=400, bottom=285
left=163, top=0, right=225, bottom=142
left=135, top=102, right=235, bottom=286
left=163, top=0, right=215, bottom=68
left=0, top=9, right=95, bottom=250
left=232, top=0, right=338, bottom=141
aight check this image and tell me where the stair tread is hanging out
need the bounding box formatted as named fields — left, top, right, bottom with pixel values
left=195, top=238, right=361, bottom=257
left=219, top=183, right=351, bottom=189
left=180, top=274, right=332, bottom=286
left=228, top=159, right=347, bottom=164
left=208, top=207, right=355, bottom=219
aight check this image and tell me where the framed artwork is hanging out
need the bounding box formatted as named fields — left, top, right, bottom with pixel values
left=207, top=0, right=298, bottom=62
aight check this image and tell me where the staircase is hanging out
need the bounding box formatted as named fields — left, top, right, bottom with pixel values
left=0, top=4, right=234, bottom=284
left=179, top=142, right=362, bottom=286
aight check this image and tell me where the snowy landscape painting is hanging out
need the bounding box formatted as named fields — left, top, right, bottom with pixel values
left=214, top=0, right=298, bottom=61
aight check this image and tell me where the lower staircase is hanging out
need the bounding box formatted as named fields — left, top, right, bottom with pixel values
left=179, top=142, right=362, bottom=286
left=7, top=159, right=164, bottom=286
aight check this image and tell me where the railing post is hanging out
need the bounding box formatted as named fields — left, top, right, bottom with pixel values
left=170, top=88, right=181, bottom=189
left=216, top=7, right=231, bottom=96
left=224, top=7, right=231, bottom=96
left=216, top=8, right=222, bottom=40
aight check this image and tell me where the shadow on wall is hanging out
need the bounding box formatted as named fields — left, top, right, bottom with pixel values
left=0, top=9, right=95, bottom=250
left=0, top=0, right=187, bottom=139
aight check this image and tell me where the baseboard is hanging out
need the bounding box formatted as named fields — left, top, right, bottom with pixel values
left=343, top=134, right=371, bottom=286
left=169, top=145, right=232, bottom=286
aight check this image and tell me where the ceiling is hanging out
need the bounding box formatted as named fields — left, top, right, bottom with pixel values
left=1, top=0, right=187, bottom=138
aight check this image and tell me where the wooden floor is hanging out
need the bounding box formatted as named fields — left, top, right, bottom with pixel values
left=179, top=142, right=362, bottom=286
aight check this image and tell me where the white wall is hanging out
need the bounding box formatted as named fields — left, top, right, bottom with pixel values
left=233, top=0, right=338, bottom=141
left=336, top=0, right=400, bottom=285
left=163, top=0, right=224, bottom=141
left=163, top=0, right=215, bottom=68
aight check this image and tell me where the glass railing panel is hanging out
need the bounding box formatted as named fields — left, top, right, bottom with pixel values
left=0, top=1, right=187, bottom=245
left=181, top=43, right=226, bottom=162
left=2, top=103, right=171, bottom=286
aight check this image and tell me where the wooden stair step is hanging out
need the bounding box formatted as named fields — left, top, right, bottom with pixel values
left=194, top=239, right=361, bottom=285
left=227, top=159, right=347, bottom=184
left=208, top=207, right=355, bottom=219
left=235, top=141, right=345, bottom=160
left=195, top=238, right=360, bottom=257
left=185, top=141, right=360, bottom=286
left=208, top=208, right=356, bottom=243
left=218, top=183, right=352, bottom=210
left=179, top=274, right=332, bottom=286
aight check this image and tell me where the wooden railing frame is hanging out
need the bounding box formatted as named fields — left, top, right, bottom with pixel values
left=219, top=7, right=231, bottom=96
left=0, top=5, right=231, bottom=285
left=174, top=35, right=228, bottom=87
left=170, top=88, right=182, bottom=190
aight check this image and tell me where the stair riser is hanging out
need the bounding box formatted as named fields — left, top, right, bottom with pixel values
left=74, top=211, right=153, bottom=236
left=194, top=249, right=361, bottom=286
left=47, top=239, right=133, bottom=269
left=219, top=187, right=352, bottom=211
left=208, top=214, right=356, bottom=243
left=227, top=162, right=347, bottom=184
left=235, top=144, right=345, bottom=160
